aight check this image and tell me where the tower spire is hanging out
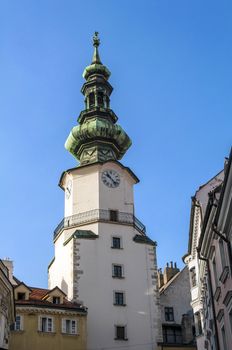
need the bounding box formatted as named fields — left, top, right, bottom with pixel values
left=65, top=34, right=131, bottom=166
left=91, top=31, right=102, bottom=64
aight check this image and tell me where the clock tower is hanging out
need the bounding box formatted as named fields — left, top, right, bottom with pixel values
left=48, top=33, right=162, bottom=350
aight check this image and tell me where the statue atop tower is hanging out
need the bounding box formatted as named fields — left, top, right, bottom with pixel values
left=65, top=32, right=131, bottom=165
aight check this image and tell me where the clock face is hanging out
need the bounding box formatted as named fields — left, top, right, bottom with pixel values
left=65, top=179, right=72, bottom=199
left=101, top=169, right=120, bottom=188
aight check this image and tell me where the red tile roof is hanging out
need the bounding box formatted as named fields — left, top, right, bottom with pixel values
left=14, top=285, right=87, bottom=313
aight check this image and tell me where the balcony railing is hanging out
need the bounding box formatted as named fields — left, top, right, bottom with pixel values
left=54, top=209, right=146, bottom=239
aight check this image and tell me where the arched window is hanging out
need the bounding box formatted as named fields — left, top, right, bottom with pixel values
left=97, top=92, right=104, bottom=107
left=89, top=93, right=95, bottom=109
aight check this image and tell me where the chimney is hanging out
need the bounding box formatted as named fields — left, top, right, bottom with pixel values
left=2, top=259, right=16, bottom=285
left=163, top=261, right=180, bottom=284
left=158, top=268, right=164, bottom=288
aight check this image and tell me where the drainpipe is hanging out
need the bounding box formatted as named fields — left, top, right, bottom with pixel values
left=212, top=225, right=232, bottom=272
left=197, top=248, right=220, bottom=350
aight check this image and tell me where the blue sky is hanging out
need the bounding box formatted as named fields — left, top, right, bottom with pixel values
left=0, top=0, right=231, bottom=287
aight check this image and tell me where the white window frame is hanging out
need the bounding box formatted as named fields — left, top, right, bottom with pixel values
left=14, top=315, right=23, bottom=331
left=112, top=264, right=124, bottom=278
left=62, top=318, right=78, bottom=335
left=38, top=316, right=54, bottom=333
left=113, top=290, right=126, bottom=306
left=111, top=235, right=122, bottom=249
left=114, top=324, right=127, bottom=340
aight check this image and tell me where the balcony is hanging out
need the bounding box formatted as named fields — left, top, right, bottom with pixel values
left=54, top=209, right=146, bottom=240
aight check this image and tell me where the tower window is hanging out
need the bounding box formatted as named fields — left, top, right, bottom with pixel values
left=165, top=307, right=174, bottom=321
left=97, top=92, right=104, bottom=107
left=114, top=291, right=125, bottom=306
left=106, top=96, right=110, bottom=108
left=109, top=210, right=118, bottom=222
left=112, top=236, right=121, bottom=249
left=89, top=92, right=95, bottom=108
left=112, top=264, right=123, bottom=278
left=115, top=325, right=127, bottom=340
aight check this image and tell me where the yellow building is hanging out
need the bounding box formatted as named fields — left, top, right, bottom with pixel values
left=10, top=282, right=87, bottom=350
left=0, top=260, right=15, bottom=349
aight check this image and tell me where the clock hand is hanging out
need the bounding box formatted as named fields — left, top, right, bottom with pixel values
left=106, top=173, right=113, bottom=181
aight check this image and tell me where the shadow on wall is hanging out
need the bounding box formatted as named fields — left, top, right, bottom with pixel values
left=61, top=278, right=68, bottom=296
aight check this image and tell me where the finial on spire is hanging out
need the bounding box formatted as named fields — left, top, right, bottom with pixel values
left=92, top=31, right=102, bottom=64
left=93, top=31, right=100, bottom=48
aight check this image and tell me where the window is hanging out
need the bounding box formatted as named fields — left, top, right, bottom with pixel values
left=12, top=315, right=23, bottom=331
left=112, top=237, right=121, bottom=249
left=109, top=210, right=118, bottom=222
left=115, top=325, right=127, bottom=340
left=165, top=307, right=174, bottom=321
left=112, top=264, right=123, bottom=278
left=106, top=96, right=110, bottom=108
left=163, top=326, right=182, bottom=344
left=89, top=92, right=95, bottom=108
left=53, top=296, right=60, bottom=304
left=229, top=309, right=232, bottom=334
left=97, top=92, right=104, bottom=107
left=219, top=239, right=226, bottom=270
left=114, top=291, right=125, bottom=306
left=17, top=292, right=25, bottom=300
left=221, top=325, right=227, bottom=350
left=39, top=316, right=53, bottom=332
left=212, top=258, right=218, bottom=288
left=190, top=267, right=196, bottom=287
left=195, top=312, right=202, bottom=336
left=62, top=319, right=77, bottom=335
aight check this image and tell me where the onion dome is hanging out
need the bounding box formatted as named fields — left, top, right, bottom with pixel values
left=65, top=32, right=131, bottom=165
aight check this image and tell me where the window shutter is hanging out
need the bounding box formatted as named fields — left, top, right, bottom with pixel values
left=20, top=316, right=24, bottom=331
left=38, top=316, right=42, bottom=331
left=61, top=318, right=66, bottom=333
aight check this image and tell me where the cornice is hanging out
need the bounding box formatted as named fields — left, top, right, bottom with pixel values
left=15, top=305, right=87, bottom=316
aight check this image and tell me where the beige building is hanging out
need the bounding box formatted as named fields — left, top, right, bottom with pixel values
left=158, top=263, right=196, bottom=349
left=10, top=282, right=87, bottom=350
left=0, top=260, right=15, bottom=350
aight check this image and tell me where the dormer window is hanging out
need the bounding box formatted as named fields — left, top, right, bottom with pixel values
left=53, top=296, right=60, bottom=304
left=17, top=292, right=26, bottom=300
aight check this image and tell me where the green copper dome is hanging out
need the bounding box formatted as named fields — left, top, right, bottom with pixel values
left=65, top=32, right=131, bottom=165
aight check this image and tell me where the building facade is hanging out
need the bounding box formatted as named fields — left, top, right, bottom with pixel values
left=0, top=260, right=15, bottom=350
left=10, top=282, right=87, bottom=350
left=48, top=33, right=162, bottom=350
left=158, top=263, right=196, bottom=349
left=184, top=149, right=232, bottom=350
